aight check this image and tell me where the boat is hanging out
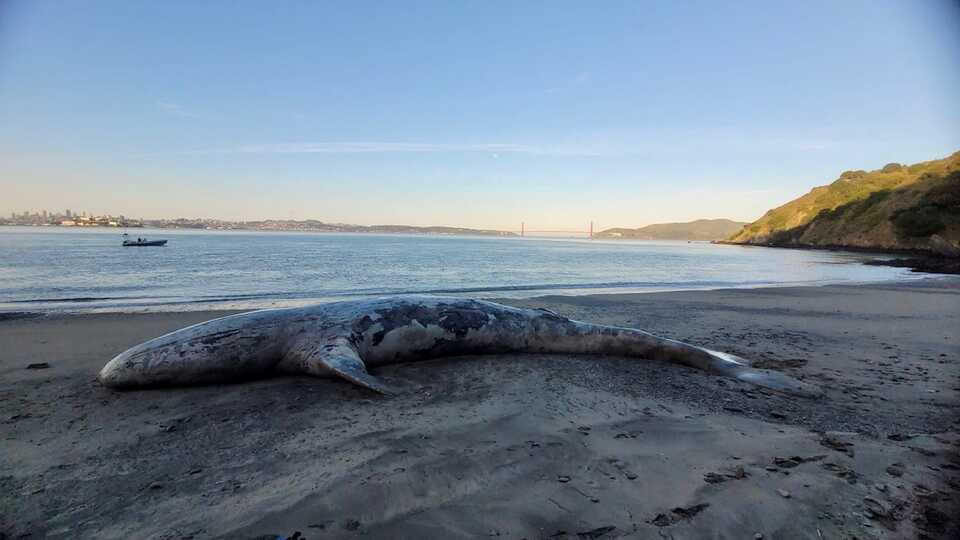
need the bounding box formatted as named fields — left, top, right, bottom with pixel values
left=122, top=233, right=167, bottom=247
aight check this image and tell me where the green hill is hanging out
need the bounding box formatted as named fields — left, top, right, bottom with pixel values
left=726, top=151, right=960, bottom=255
left=597, top=219, right=749, bottom=241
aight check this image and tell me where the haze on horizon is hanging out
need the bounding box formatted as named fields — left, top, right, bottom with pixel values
left=2, top=1, right=958, bottom=231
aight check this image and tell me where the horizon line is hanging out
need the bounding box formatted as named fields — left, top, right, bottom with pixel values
left=1, top=212, right=749, bottom=233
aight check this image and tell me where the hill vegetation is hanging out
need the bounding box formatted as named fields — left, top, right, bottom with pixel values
left=597, top=219, right=748, bottom=241
left=726, top=151, right=960, bottom=256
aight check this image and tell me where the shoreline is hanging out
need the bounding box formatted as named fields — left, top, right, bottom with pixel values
left=715, top=240, right=960, bottom=274
left=1, top=273, right=946, bottom=319
left=714, top=239, right=941, bottom=257
left=2, top=280, right=958, bottom=538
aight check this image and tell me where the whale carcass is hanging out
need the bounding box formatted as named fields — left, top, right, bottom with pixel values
left=98, top=296, right=820, bottom=397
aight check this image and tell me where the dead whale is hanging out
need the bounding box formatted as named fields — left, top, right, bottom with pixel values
left=98, top=295, right=821, bottom=397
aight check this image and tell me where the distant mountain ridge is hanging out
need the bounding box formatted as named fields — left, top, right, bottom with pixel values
left=136, top=218, right=515, bottom=236
left=597, top=219, right=749, bottom=241
left=726, top=150, right=960, bottom=256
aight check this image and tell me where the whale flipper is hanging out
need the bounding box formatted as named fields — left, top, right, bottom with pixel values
left=285, top=336, right=397, bottom=395
left=320, top=351, right=398, bottom=395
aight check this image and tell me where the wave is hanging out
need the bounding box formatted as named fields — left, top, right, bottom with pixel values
left=0, top=279, right=795, bottom=312
left=163, top=279, right=786, bottom=304
left=7, top=295, right=177, bottom=304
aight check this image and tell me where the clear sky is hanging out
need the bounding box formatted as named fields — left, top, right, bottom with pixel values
left=2, top=0, right=958, bottom=230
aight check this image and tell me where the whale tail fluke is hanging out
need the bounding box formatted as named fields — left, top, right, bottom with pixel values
left=728, top=367, right=823, bottom=398
left=564, top=325, right=823, bottom=399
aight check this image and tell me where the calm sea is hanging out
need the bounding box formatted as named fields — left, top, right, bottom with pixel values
left=0, top=227, right=922, bottom=314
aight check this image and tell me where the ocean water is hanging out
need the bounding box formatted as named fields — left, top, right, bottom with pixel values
left=0, top=227, right=922, bottom=314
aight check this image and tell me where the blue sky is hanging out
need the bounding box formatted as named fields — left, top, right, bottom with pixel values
left=1, top=0, right=958, bottom=229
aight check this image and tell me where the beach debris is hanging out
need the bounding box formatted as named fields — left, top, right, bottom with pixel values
left=777, top=489, right=791, bottom=498
left=557, top=475, right=571, bottom=483
left=819, top=433, right=855, bottom=457
left=649, top=503, right=710, bottom=526
left=26, top=362, right=50, bottom=369
left=342, top=518, right=361, bottom=531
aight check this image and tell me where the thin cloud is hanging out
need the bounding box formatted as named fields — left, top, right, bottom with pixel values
left=226, top=142, right=611, bottom=156
left=137, top=135, right=834, bottom=159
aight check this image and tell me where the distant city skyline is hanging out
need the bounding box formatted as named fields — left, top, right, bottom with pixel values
left=5, top=208, right=138, bottom=226
left=2, top=1, right=959, bottom=229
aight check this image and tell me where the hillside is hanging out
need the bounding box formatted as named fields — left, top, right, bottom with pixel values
left=726, top=151, right=960, bottom=256
left=597, top=219, right=748, bottom=241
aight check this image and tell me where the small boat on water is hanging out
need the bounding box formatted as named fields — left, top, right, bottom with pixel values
left=122, top=233, right=167, bottom=247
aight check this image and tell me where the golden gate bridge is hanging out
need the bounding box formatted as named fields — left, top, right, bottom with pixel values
left=511, top=221, right=597, bottom=238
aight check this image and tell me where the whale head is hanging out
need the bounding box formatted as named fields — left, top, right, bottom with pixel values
left=98, top=310, right=287, bottom=388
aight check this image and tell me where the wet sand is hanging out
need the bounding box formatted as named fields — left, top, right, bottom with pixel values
left=1, top=280, right=959, bottom=539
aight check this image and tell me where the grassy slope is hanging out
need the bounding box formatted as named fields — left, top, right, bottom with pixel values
left=598, top=219, right=748, bottom=241
left=727, top=151, right=960, bottom=253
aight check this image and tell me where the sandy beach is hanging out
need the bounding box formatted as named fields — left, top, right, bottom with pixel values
left=2, top=279, right=959, bottom=539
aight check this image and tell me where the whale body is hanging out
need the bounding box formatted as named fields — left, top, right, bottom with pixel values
left=98, top=296, right=820, bottom=397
